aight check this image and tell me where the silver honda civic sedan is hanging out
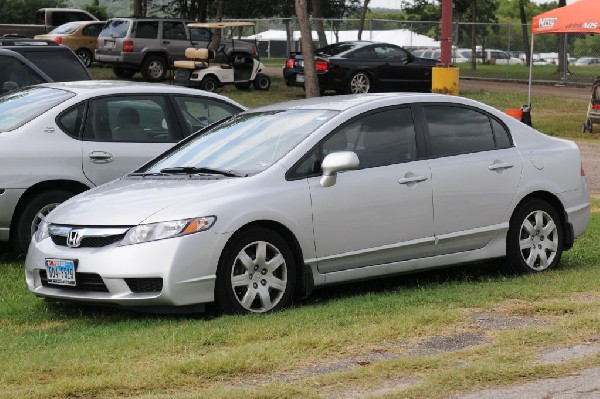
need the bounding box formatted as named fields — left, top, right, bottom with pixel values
left=25, top=93, right=591, bottom=314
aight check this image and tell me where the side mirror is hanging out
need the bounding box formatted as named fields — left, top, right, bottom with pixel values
left=320, top=151, right=360, bottom=188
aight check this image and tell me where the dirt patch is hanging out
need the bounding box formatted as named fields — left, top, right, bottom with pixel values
left=537, top=344, right=600, bottom=365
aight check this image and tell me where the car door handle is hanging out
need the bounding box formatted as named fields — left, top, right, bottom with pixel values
left=163, top=41, right=171, bottom=44
left=488, top=162, right=514, bottom=171
left=398, top=175, right=428, bottom=184
left=88, top=151, right=113, bottom=163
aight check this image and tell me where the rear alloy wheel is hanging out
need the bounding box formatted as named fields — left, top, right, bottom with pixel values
left=506, top=199, right=563, bottom=273
left=347, top=72, right=371, bottom=94
left=75, top=48, right=93, bottom=67
left=253, top=73, right=271, bottom=90
left=216, top=227, right=296, bottom=314
left=12, top=190, right=74, bottom=255
left=141, top=55, right=167, bottom=82
left=199, top=76, right=219, bottom=92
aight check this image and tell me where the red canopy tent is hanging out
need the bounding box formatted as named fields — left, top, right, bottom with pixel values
left=528, top=0, right=600, bottom=104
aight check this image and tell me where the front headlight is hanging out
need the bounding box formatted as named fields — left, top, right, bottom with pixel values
left=35, top=221, right=50, bottom=242
left=118, top=216, right=216, bottom=246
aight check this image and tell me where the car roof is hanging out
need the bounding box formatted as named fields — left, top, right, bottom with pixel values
left=251, top=93, right=457, bottom=113
left=34, top=80, right=247, bottom=105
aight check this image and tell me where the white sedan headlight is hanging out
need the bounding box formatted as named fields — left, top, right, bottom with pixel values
left=35, top=221, right=50, bottom=242
left=119, top=216, right=216, bottom=246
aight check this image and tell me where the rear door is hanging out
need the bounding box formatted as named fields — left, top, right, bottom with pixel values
left=81, top=94, right=182, bottom=185
left=162, top=21, right=192, bottom=61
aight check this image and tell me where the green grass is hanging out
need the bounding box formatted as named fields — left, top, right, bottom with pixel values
left=1, top=69, right=598, bottom=399
left=458, top=63, right=600, bottom=85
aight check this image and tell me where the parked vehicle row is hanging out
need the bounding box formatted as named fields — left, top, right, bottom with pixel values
left=35, top=21, right=106, bottom=67
left=21, top=93, right=590, bottom=315
left=0, top=81, right=245, bottom=254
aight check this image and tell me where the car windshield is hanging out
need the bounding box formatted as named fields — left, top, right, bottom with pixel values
left=49, top=22, right=81, bottom=34
left=0, top=87, right=74, bottom=132
left=137, top=109, right=338, bottom=176
left=100, top=20, right=130, bottom=38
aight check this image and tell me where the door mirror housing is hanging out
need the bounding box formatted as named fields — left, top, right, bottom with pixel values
left=320, top=151, right=360, bottom=187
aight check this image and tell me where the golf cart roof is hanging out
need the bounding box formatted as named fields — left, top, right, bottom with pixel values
left=188, top=21, right=256, bottom=28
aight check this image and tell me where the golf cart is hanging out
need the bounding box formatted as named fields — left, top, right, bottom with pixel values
left=174, top=21, right=270, bottom=92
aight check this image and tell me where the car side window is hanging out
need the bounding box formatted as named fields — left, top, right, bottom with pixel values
left=0, top=55, right=45, bottom=92
left=350, top=47, right=377, bottom=59
left=374, top=45, right=408, bottom=61
left=83, top=24, right=103, bottom=37
left=22, top=50, right=90, bottom=81
left=134, top=21, right=159, bottom=39
left=190, top=27, right=211, bottom=42
left=424, top=105, right=497, bottom=158
left=83, top=96, right=179, bottom=143
left=172, top=96, right=240, bottom=136
left=163, top=21, right=187, bottom=40
left=491, top=118, right=512, bottom=149
left=289, top=107, right=417, bottom=178
left=57, top=104, right=85, bottom=138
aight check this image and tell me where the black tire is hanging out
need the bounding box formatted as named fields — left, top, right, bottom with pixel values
left=215, top=227, right=296, bottom=314
left=581, top=123, right=587, bottom=133
left=234, top=82, right=251, bottom=90
left=506, top=198, right=563, bottom=273
left=253, top=73, right=271, bottom=90
left=346, top=71, right=371, bottom=94
left=112, top=65, right=136, bottom=79
left=199, top=76, right=219, bottom=92
left=75, top=48, right=93, bottom=67
left=11, top=190, right=74, bottom=255
left=141, top=55, right=167, bottom=82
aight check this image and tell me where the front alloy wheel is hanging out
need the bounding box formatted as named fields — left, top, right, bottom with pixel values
left=507, top=199, right=563, bottom=273
left=348, top=72, right=371, bottom=94
left=216, top=227, right=296, bottom=314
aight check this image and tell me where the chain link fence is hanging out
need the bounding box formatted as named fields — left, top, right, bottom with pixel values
left=236, top=18, right=600, bottom=86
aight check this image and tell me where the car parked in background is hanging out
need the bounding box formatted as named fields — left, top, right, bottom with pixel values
left=574, top=57, right=600, bottom=66
left=0, top=8, right=97, bottom=38
left=411, top=47, right=471, bottom=63
left=35, top=21, right=106, bottom=67
left=475, top=49, right=524, bottom=65
left=0, top=39, right=90, bottom=93
left=25, top=93, right=590, bottom=314
left=283, top=41, right=436, bottom=94
left=0, top=81, right=245, bottom=254
left=95, top=18, right=211, bottom=82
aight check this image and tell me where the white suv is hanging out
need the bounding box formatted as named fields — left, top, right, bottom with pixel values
left=0, top=81, right=245, bottom=254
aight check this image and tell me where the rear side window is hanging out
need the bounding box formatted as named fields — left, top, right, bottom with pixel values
left=83, top=23, right=104, bottom=37
left=100, top=20, right=130, bottom=38
left=57, top=103, right=85, bottom=138
left=0, top=54, right=46, bottom=91
left=163, top=21, right=187, bottom=40
left=134, top=21, right=158, bottom=39
left=424, top=105, right=498, bottom=158
left=22, top=50, right=90, bottom=81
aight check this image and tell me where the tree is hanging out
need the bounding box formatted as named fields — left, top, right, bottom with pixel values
left=357, top=0, right=370, bottom=40
left=312, top=0, right=328, bottom=48
left=295, top=0, right=319, bottom=98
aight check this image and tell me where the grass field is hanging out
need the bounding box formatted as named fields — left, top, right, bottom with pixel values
left=0, top=73, right=598, bottom=399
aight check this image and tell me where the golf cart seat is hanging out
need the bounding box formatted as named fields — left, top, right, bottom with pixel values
left=174, top=48, right=214, bottom=69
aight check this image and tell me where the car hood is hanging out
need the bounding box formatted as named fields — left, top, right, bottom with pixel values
left=47, top=177, right=243, bottom=226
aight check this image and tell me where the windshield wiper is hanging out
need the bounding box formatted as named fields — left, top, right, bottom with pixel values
left=159, top=166, right=241, bottom=177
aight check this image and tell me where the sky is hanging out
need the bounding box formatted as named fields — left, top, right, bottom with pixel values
left=369, top=0, right=577, bottom=10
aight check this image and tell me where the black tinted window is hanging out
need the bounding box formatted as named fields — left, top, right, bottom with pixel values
left=374, top=45, right=407, bottom=60
left=172, top=96, right=241, bottom=136
left=0, top=55, right=45, bottom=91
left=83, top=23, right=104, bottom=37
left=424, top=105, right=496, bottom=157
left=190, top=27, right=211, bottom=42
left=135, top=21, right=158, bottom=39
left=316, top=43, right=355, bottom=57
left=100, top=20, right=130, bottom=38
left=491, top=118, right=512, bottom=149
left=57, top=104, right=85, bottom=138
left=22, top=50, right=89, bottom=81
left=163, top=21, right=187, bottom=40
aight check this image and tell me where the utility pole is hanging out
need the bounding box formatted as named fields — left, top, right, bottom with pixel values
left=440, top=0, right=452, bottom=66
left=431, top=0, right=459, bottom=95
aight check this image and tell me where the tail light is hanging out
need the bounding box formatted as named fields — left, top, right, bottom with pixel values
left=315, top=60, right=329, bottom=71
left=122, top=40, right=134, bottom=52
left=285, top=58, right=295, bottom=69
left=53, top=37, right=63, bottom=44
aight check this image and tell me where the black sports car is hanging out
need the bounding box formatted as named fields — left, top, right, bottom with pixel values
left=283, top=41, right=437, bottom=94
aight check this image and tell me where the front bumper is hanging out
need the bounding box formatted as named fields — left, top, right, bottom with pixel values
left=25, top=229, right=231, bottom=311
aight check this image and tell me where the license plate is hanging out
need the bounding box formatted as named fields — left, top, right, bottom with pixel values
left=296, top=74, right=305, bottom=83
left=299, top=60, right=304, bottom=67
left=105, top=40, right=115, bottom=48
left=45, top=259, right=76, bottom=286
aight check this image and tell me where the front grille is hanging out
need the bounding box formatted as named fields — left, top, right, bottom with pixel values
left=39, top=270, right=109, bottom=292
left=50, top=233, right=125, bottom=248
left=125, top=278, right=163, bottom=293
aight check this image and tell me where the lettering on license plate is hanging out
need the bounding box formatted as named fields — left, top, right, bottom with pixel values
left=45, top=259, right=76, bottom=286
left=296, top=74, right=305, bottom=83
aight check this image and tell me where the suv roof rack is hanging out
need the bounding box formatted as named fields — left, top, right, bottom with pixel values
left=0, top=38, right=59, bottom=46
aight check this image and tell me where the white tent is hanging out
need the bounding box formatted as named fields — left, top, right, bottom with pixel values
left=248, top=29, right=439, bottom=49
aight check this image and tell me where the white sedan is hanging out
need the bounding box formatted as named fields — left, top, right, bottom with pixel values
left=25, top=93, right=591, bottom=314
